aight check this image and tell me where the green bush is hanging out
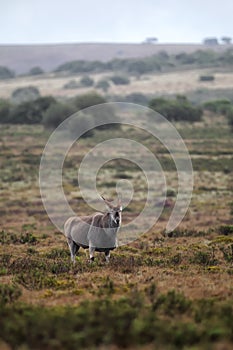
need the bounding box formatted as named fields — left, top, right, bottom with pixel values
left=72, top=93, right=120, bottom=132
left=127, top=60, right=155, bottom=75
left=63, top=79, right=80, bottom=89
left=11, top=86, right=40, bottom=104
left=9, top=96, right=56, bottom=124
left=68, top=112, right=95, bottom=138
left=0, top=283, right=21, bottom=305
left=124, top=93, right=148, bottom=105
left=42, top=101, right=76, bottom=128
left=80, top=75, right=94, bottom=87
left=203, top=99, right=232, bottom=114
left=0, top=99, right=11, bottom=123
left=219, top=225, right=233, bottom=235
left=0, top=230, right=37, bottom=244
left=110, top=75, right=130, bottom=85
left=199, top=75, right=215, bottom=81
left=149, top=96, right=203, bottom=122
left=226, top=106, right=233, bottom=131
left=55, top=60, right=106, bottom=73
left=73, top=92, right=106, bottom=110
left=96, top=79, right=110, bottom=92
left=0, top=294, right=232, bottom=349
left=0, top=66, right=15, bottom=79
left=28, top=66, right=44, bottom=75
left=203, top=99, right=233, bottom=131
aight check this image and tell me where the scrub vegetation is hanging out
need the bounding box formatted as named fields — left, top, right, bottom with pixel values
left=0, top=48, right=233, bottom=349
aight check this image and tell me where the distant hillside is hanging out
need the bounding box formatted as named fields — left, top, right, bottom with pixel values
left=0, top=42, right=231, bottom=74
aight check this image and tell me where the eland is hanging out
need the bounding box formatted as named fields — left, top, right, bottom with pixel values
left=64, top=196, right=122, bottom=263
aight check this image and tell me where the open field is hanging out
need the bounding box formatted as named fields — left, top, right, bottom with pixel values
left=1, top=43, right=233, bottom=348
left=0, top=111, right=233, bottom=348
left=1, top=67, right=233, bottom=100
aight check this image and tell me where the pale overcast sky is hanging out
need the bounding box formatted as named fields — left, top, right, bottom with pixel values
left=0, top=0, right=232, bottom=44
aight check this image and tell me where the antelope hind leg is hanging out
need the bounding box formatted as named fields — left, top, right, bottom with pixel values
left=67, top=238, right=80, bottom=264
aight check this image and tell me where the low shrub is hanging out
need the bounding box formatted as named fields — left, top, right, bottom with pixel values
left=0, top=283, right=21, bottom=305
left=28, top=66, right=44, bottom=75
left=124, top=92, right=149, bottom=105
left=0, top=99, right=11, bottom=123
left=42, top=101, right=76, bottom=128
left=9, top=96, right=56, bottom=124
left=1, top=293, right=231, bottom=349
left=203, top=99, right=233, bottom=131
left=219, top=225, right=233, bottom=235
left=63, top=79, right=80, bottom=89
left=149, top=96, right=203, bottom=122
left=110, top=75, right=130, bottom=85
left=0, top=66, right=15, bottom=79
left=0, top=230, right=37, bottom=244
left=226, top=106, right=233, bottom=131
left=11, top=86, right=40, bottom=104
left=80, top=75, right=94, bottom=87
left=199, top=75, right=215, bottom=81
left=67, top=112, right=95, bottom=138
left=203, top=99, right=232, bottom=114
left=95, top=79, right=110, bottom=92
left=73, top=92, right=106, bottom=110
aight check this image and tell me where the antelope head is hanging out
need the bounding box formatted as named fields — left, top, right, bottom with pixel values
left=101, top=196, right=122, bottom=227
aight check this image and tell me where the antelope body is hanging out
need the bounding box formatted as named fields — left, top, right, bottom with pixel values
left=64, top=197, right=122, bottom=263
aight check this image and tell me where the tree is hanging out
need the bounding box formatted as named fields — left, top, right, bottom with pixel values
left=68, top=112, right=94, bottom=138
left=149, top=97, right=202, bottom=122
left=0, top=99, right=11, bottom=123
left=127, top=60, right=153, bottom=75
left=203, top=37, right=219, bottom=46
left=28, top=66, right=44, bottom=75
left=80, top=75, right=94, bottom=87
left=73, top=92, right=106, bottom=111
left=203, top=99, right=231, bottom=114
left=226, top=107, right=233, bottom=132
left=10, top=96, right=56, bottom=124
left=11, top=86, right=40, bottom=104
left=143, top=37, right=158, bottom=44
left=221, top=36, right=232, bottom=45
left=0, top=66, right=15, bottom=79
left=72, top=93, right=120, bottom=131
left=63, top=80, right=80, bottom=89
left=42, top=101, right=76, bottom=128
left=110, top=75, right=130, bottom=85
left=95, top=79, right=110, bottom=92
left=124, top=93, right=148, bottom=105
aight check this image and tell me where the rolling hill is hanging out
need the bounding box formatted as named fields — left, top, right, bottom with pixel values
left=0, top=42, right=231, bottom=74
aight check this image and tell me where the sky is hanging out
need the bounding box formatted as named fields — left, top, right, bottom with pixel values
left=0, top=0, right=232, bottom=44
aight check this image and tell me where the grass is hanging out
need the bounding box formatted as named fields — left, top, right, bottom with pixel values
left=1, top=67, right=233, bottom=101
left=0, top=112, right=232, bottom=348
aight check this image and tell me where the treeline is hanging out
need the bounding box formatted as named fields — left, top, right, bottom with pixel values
left=1, top=49, right=233, bottom=79
left=1, top=89, right=233, bottom=132
left=0, top=91, right=204, bottom=129
left=0, top=66, right=44, bottom=80
left=55, top=49, right=233, bottom=75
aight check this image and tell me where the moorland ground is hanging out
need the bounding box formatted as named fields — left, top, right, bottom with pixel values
left=0, top=61, right=233, bottom=349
